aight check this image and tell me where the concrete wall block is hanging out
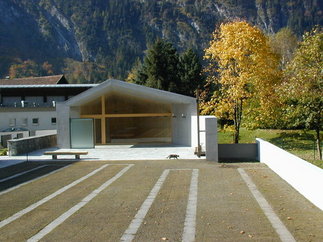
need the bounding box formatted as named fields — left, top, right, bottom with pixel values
left=172, top=104, right=194, bottom=146
left=35, top=130, right=57, bottom=136
left=57, top=103, right=71, bottom=148
left=218, top=143, right=258, bottom=161
left=17, top=133, right=24, bottom=139
left=205, top=117, right=218, bottom=162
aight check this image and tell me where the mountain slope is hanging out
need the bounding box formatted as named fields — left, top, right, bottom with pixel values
left=0, top=0, right=322, bottom=80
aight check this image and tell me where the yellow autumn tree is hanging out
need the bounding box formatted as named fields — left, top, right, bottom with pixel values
left=202, top=21, right=281, bottom=143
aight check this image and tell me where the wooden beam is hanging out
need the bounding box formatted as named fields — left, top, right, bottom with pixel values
left=80, top=113, right=172, bottom=119
left=106, top=113, right=172, bottom=118
left=101, top=96, right=106, bottom=144
left=80, top=114, right=102, bottom=118
left=101, top=117, right=106, bottom=144
left=101, top=95, right=106, bottom=115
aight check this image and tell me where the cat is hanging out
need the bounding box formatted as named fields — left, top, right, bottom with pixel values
left=166, top=154, right=179, bottom=159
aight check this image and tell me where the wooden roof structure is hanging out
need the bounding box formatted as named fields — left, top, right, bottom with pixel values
left=65, top=79, right=196, bottom=107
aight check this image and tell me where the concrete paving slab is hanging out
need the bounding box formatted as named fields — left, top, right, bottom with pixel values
left=0, top=144, right=201, bottom=168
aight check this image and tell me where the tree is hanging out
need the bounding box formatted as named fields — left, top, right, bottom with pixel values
left=63, top=59, right=108, bottom=84
left=282, top=27, right=322, bottom=160
left=41, top=61, right=54, bottom=75
left=202, top=21, right=280, bottom=143
left=131, top=39, right=180, bottom=92
left=127, top=39, right=205, bottom=96
left=8, top=60, right=54, bottom=78
left=178, top=48, right=204, bottom=97
left=269, top=27, right=298, bottom=68
left=126, top=58, right=147, bottom=85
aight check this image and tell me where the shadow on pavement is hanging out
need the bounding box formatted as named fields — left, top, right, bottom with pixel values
left=0, top=161, right=76, bottom=193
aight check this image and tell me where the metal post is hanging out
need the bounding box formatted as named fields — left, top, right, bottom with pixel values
left=196, top=90, right=201, bottom=157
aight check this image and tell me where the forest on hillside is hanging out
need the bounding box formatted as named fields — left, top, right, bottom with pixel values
left=0, top=0, right=322, bottom=82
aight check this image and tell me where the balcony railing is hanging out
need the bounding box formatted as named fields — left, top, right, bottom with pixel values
left=0, top=101, right=57, bottom=108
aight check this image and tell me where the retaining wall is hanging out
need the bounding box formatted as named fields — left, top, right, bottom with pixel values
left=8, top=134, right=57, bottom=156
left=218, top=143, right=258, bottom=161
left=256, top=138, right=323, bottom=211
left=0, top=131, right=29, bottom=148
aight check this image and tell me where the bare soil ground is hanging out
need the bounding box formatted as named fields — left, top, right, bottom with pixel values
left=0, top=159, right=322, bottom=242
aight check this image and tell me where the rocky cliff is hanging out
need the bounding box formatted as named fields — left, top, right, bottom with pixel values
left=0, top=0, right=321, bottom=79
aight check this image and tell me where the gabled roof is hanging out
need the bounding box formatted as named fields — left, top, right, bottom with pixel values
left=0, top=75, right=68, bottom=85
left=65, top=79, right=196, bottom=106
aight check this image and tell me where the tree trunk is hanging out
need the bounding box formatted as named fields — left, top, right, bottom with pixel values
left=234, top=126, right=240, bottom=144
left=233, top=99, right=243, bottom=144
left=316, top=128, right=322, bottom=160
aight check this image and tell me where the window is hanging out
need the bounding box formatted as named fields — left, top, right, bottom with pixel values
left=32, top=118, right=39, bottom=125
left=22, top=118, right=28, bottom=126
left=9, top=118, right=16, bottom=127
left=51, top=117, right=57, bottom=125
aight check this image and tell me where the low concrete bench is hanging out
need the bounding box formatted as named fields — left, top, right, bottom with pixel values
left=44, top=151, right=88, bottom=160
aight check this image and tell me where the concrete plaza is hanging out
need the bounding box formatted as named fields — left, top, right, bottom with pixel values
left=0, top=144, right=200, bottom=168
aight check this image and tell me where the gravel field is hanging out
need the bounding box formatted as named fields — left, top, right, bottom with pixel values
left=0, top=159, right=322, bottom=241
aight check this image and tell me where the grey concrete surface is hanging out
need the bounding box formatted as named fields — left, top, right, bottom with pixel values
left=205, top=117, right=218, bottom=161
left=0, top=144, right=202, bottom=168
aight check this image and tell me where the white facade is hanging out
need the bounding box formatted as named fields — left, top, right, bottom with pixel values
left=0, top=108, right=58, bottom=131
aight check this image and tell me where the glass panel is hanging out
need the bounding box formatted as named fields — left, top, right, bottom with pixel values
left=32, top=118, right=39, bottom=125
left=70, top=118, right=94, bottom=148
left=51, top=117, right=57, bottom=125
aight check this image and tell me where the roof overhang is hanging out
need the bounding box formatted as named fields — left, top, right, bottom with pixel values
left=65, top=79, right=196, bottom=106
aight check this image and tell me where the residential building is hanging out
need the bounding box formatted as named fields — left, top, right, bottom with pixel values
left=0, top=75, right=96, bottom=132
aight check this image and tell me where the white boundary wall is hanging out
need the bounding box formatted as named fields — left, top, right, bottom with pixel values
left=256, top=138, right=323, bottom=211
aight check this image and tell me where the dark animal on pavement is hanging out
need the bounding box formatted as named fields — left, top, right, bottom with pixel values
left=167, top=154, right=179, bottom=159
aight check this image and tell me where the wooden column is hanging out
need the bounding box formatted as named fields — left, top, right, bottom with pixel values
left=101, top=96, right=106, bottom=144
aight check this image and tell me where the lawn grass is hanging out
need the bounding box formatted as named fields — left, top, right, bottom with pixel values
left=0, top=148, right=7, bottom=156
left=218, top=128, right=323, bottom=169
